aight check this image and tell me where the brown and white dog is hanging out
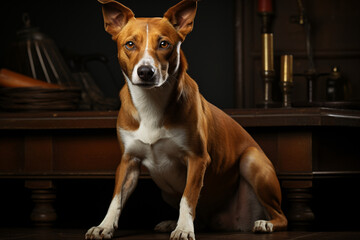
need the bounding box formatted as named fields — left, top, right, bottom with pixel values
left=86, top=0, right=287, bottom=239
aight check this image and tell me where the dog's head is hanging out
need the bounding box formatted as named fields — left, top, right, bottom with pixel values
left=99, top=0, right=197, bottom=88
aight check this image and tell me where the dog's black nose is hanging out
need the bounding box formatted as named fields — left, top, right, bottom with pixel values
left=137, top=65, right=155, bottom=81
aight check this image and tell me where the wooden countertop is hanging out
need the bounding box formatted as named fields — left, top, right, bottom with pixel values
left=0, top=107, right=359, bottom=130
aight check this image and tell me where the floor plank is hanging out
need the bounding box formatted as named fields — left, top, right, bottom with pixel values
left=0, top=229, right=360, bottom=240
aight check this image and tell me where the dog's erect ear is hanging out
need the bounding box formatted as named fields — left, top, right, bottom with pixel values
left=164, top=0, right=197, bottom=40
left=98, top=0, right=135, bottom=38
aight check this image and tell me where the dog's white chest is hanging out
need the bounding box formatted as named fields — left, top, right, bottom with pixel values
left=119, top=124, right=188, bottom=194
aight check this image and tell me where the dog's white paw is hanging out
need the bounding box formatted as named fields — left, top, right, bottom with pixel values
left=170, top=227, right=195, bottom=240
left=252, top=220, right=273, bottom=233
left=154, top=220, right=177, bottom=233
left=85, top=226, right=114, bottom=239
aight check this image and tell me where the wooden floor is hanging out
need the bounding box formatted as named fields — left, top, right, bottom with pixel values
left=1, top=229, right=360, bottom=240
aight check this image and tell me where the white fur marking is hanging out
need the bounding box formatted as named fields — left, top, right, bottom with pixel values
left=85, top=194, right=121, bottom=239
left=131, top=24, right=157, bottom=85
left=119, top=73, right=188, bottom=195
left=178, top=197, right=194, bottom=231
left=173, top=42, right=182, bottom=75
left=99, top=194, right=121, bottom=229
left=171, top=197, right=195, bottom=240
left=119, top=125, right=188, bottom=194
left=253, top=220, right=274, bottom=233
left=145, top=24, right=149, bottom=51
left=126, top=77, right=172, bottom=126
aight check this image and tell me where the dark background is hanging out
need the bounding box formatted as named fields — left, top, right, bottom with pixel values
left=1, top=0, right=360, bottom=232
left=0, top=0, right=235, bottom=109
left=239, top=0, right=360, bottom=107
left=1, top=0, right=359, bottom=109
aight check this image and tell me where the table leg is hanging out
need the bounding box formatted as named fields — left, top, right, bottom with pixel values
left=25, top=180, right=57, bottom=227
left=283, top=182, right=315, bottom=230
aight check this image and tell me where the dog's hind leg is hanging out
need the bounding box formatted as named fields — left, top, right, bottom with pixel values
left=239, top=147, right=288, bottom=232
left=154, top=191, right=180, bottom=233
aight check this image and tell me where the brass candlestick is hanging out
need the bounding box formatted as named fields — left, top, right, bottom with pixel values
left=280, top=55, right=293, bottom=108
left=261, top=33, right=275, bottom=108
left=258, top=2, right=279, bottom=108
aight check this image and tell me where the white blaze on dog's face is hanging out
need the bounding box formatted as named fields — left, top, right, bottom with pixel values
left=99, top=0, right=197, bottom=88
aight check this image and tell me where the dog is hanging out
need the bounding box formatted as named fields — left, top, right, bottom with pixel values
left=86, top=0, right=287, bottom=239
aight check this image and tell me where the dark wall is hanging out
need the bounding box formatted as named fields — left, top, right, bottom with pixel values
left=0, top=0, right=235, bottom=108
left=2, top=0, right=360, bottom=110
left=239, top=0, right=360, bottom=108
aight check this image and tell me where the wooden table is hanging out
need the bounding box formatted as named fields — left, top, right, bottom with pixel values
left=1, top=108, right=360, bottom=229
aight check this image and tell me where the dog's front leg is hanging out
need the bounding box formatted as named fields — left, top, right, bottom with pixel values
left=86, top=154, right=140, bottom=239
left=171, top=154, right=210, bottom=240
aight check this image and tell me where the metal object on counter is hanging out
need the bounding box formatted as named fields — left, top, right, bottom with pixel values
left=326, top=67, right=348, bottom=101
left=296, top=0, right=316, bottom=75
left=261, top=33, right=276, bottom=108
left=68, top=55, right=120, bottom=110
left=261, top=33, right=274, bottom=71
left=292, top=66, right=357, bottom=109
left=0, top=13, right=83, bottom=111
left=280, top=55, right=293, bottom=108
left=1, top=13, right=120, bottom=111
left=258, top=0, right=279, bottom=108
left=5, top=13, right=75, bottom=88
left=292, top=0, right=324, bottom=105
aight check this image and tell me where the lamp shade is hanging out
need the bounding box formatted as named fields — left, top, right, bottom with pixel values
left=5, top=14, right=75, bottom=87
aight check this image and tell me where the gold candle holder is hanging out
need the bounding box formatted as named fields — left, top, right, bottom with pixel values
left=281, top=55, right=293, bottom=83
left=280, top=54, right=293, bottom=108
left=260, top=33, right=276, bottom=108
left=262, top=33, right=274, bottom=71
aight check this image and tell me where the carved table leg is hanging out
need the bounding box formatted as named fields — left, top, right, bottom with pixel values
left=284, top=186, right=315, bottom=230
left=25, top=180, right=57, bottom=227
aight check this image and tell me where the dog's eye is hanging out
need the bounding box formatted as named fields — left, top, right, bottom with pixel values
left=159, top=40, right=170, bottom=49
left=125, top=41, right=135, bottom=50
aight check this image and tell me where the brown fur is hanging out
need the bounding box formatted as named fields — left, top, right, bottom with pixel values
left=88, top=1, right=287, bottom=239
